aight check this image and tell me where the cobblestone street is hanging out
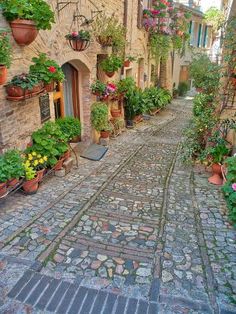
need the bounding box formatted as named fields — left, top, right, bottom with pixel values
left=0, top=98, right=235, bottom=314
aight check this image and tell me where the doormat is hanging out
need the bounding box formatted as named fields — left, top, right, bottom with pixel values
left=80, top=144, right=108, bottom=161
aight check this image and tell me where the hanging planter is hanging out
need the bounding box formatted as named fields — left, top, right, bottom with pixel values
left=1, top=0, right=55, bottom=46
left=65, top=31, right=91, bottom=52
left=96, top=36, right=113, bottom=47
left=10, top=19, right=38, bottom=46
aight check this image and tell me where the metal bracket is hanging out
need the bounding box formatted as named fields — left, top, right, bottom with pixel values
left=56, top=0, right=79, bottom=14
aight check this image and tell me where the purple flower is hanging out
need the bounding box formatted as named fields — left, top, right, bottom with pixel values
left=232, top=183, right=236, bottom=191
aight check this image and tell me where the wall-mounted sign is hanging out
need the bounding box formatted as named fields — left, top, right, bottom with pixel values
left=39, top=94, right=51, bottom=123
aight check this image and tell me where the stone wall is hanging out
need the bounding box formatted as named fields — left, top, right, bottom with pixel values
left=0, top=0, right=152, bottom=151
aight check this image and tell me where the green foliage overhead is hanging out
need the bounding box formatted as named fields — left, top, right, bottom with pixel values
left=204, top=7, right=225, bottom=33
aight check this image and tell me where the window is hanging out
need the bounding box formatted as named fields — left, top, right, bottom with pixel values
left=197, top=24, right=202, bottom=47
left=203, top=25, right=208, bottom=48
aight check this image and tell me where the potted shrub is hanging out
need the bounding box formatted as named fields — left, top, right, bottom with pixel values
left=92, top=13, right=126, bottom=49
left=4, top=149, right=24, bottom=187
left=124, top=88, right=140, bottom=128
left=24, top=152, right=48, bottom=181
left=22, top=162, right=39, bottom=194
left=123, top=56, right=136, bottom=67
left=5, top=73, right=43, bottom=100
left=91, top=102, right=111, bottom=138
left=65, top=30, right=91, bottom=52
left=117, top=77, right=136, bottom=97
left=27, top=121, right=68, bottom=168
left=0, top=155, right=9, bottom=197
left=0, top=0, right=55, bottom=46
left=0, top=30, right=12, bottom=85
left=100, top=55, right=122, bottom=77
left=29, top=53, right=65, bottom=92
left=56, top=117, right=82, bottom=143
left=90, top=80, right=107, bottom=96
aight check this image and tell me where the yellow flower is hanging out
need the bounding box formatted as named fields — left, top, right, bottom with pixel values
left=32, top=152, right=37, bottom=156
left=39, top=158, right=44, bottom=164
left=28, top=154, right=33, bottom=160
left=25, top=160, right=30, bottom=167
left=43, top=156, right=48, bottom=161
left=37, top=154, right=42, bottom=158
left=34, top=160, right=39, bottom=166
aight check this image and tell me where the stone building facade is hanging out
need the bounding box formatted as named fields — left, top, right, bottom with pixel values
left=0, top=0, right=155, bottom=152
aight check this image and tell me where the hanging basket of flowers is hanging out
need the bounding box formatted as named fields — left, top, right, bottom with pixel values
left=65, top=30, right=90, bottom=52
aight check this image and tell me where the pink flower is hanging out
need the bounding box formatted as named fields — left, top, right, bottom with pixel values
left=48, top=66, right=56, bottom=73
left=71, top=32, right=78, bottom=37
left=151, top=9, right=160, bottom=15
left=232, top=183, right=236, bottom=191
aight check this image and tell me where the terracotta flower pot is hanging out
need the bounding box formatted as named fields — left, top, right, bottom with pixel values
left=196, top=87, right=203, bottom=93
left=37, top=169, right=45, bottom=182
left=230, top=77, right=236, bottom=86
left=105, top=71, right=115, bottom=78
left=44, top=81, right=54, bottom=92
left=22, top=176, right=39, bottom=194
left=124, top=60, right=131, bottom=67
left=7, top=178, right=20, bottom=187
left=10, top=19, right=38, bottom=46
left=176, top=30, right=184, bottom=36
left=111, top=109, right=122, bottom=118
left=6, top=83, right=43, bottom=100
left=0, top=182, right=7, bottom=197
left=54, top=158, right=65, bottom=171
left=100, top=130, right=110, bottom=138
left=6, top=85, right=25, bottom=97
left=0, top=65, right=7, bottom=85
left=208, top=163, right=223, bottom=185
left=63, top=150, right=71, bottom=160
left=70, top=39, right=90, bottom=51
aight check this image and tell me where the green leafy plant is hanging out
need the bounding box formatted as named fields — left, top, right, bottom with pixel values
left=150, top=33, right=172, bottom=61
left=65, top=30, right=91, bottom=41
left=222, top=156, right=236, bottom=225
left=23, top=163, right=37, bottom=180
left=4, top=149, right=24, bottom=179
left=0, top=0, right=55, bottom=30
left=125, top=55, right=136, bottom=62
left=0, top=155, right=10, bottom=183
left=29, top=53, right=65, bottom=84
left=178, top=81, right=189, bottom=96
left=143, top=87, right=172, bottom=112
left=26, top=121, right=68, bottom=167
left=193, top=94, right=214, bottom=117
left=91, top=102, right=110, bottom=132
left=8, top=73, right=40, bottom=89
left=100, top=55, right=123, bottom=73
left=204, top=7, right=225, bottom=34
left=56, top=117, right=81, bottom=142
left=117, top=77, right=136, bottom=94
left=0, top=29, right=12, bottom=68
left=90, top=80, right=106, bottom=95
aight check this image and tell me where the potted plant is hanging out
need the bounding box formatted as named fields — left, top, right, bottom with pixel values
left=4, top=149, right=24, bottom=187
left=0, top=155, right=10, bottom=197
left=5, top=73, right=43, bottom=100
left=0, top=30, right=12, bottom=85
left=117, top=77, right=136, bottom=96
left=24, top=152, right=48, bottom=181
left=0, top=0, right=55, bottom=46
left=22, top=162, right=39, bottom=194
left=90, top=80, right=107, bottom=96
left=124, top=88, right=140, bottom=128
left=100, top=55, right=122, bottom=77
left=91, top=102, right=110, bottom=138
left=56, top=117, right=81, bottom=143
left=29, top=53, right=65, bottom=92
left=65, top=30, right=91, bottom=52
left=123, top=56, right=136, bottom=67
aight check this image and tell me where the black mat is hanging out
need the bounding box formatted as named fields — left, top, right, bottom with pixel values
left=80, top=144, right=108, bottom=161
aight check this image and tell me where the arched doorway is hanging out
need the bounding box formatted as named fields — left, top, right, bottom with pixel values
left=54, top=63, right=80, bottom=119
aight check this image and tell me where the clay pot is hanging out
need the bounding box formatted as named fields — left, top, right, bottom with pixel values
left=37, top=169, right=45, bottom=182
left=44, top=81, right=54, bottom=92
left=10, top=19, right=38, bottom=46
left=208, top=163, right=223, bottom=185
left=105, top=71, right=115, bottom=78
left=96, top=36, right=113, bottom=46
left=176, top=30, right=184, bottom=36
left=54, top=158, right=64, bottom=171
left=100, top=130, right=110, bottom=138
left=124, top=60, right=131, bottom=67
left=0, top=65, right=7, bottom=85
left=70, top=135, right=81, bottom=143
left=6, top=82, right=43, bottom=100
left=111, top=109, right=122, bottom=118
left=134, top=115, right=143, bottom=123
left=7, top=178, right=20, bottom=187
left=230, top=77, right=236, bottom=86
left=22, top=175, right=39, bottom=194
left=70, top=39, right=90, bottom=51
left=63, top=150, right=71, bottom=160
left=196, top=87, right=203, bottom=93
left=6, top=85, right=25, bottom=97
left=0, top=182, right=7, bottom=197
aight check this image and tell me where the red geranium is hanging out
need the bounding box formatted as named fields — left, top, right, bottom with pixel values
left=48, top=66, right=56, bottom=73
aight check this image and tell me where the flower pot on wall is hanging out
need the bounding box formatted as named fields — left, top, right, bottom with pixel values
left=105, top=71, right=115, bottom=78
left=70, top=39, right=90, bottom=52
left=10, top=19, right=39, bottom=46
left=44, top=81, right=54, bottom=92
left=123, top=60, right=131, bottom=67
left=5, top=82, right=43, bottom=101
left=111, top=109, right=122, bottom=118
left=0, top=65, right=7, bottom=85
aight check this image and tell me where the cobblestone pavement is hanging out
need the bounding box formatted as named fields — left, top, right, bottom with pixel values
left=0, top=98, right=235, bottom=314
